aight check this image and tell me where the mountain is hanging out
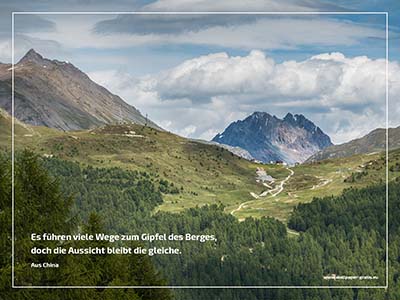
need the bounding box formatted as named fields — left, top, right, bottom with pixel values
left=307, top=126, right=400, bottom=162
left=212, top=112, right=332, bottom=164
left=0, top=49, right=160, bottom=131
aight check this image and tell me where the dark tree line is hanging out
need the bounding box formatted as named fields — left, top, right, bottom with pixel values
left=0, top=151, right=171, bottom=300
left=1, top=152, right=399, bottom=299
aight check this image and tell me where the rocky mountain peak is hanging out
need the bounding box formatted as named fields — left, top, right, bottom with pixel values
left=18, top=48, right=44, bottom=64
left=0, top=50, right=161, bottom=131
left=283, top=112, right=297, bottom=123
left=212, top=111, right=333, bottom=164
left=284, top=113, right=319, bottom=132
left=250, top=111, right=277, bottom=121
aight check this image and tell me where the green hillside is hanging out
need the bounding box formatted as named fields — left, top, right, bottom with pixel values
left=307, top=126, right=400, bottom=162
left=3, top=150, right=396, bottom=297
left=1, top=113, right=397, bottom=223
left=0, top=108, right=31, bottom=144
left=233, top=149, right=399, bottom=222
left=7, top=122, right=272, bottom=212
left=0, top=108, right=60, bottom=149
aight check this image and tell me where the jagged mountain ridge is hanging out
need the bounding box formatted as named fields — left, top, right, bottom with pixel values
left=307, top=126, right=400, bottom=162
left=0, top=49, right=160, bottom=131
left=212, top=112, right=333, bottom=164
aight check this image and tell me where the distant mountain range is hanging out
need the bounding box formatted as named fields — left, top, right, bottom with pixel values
left=0, top=49, right=160, bottom=131
left=307, top=126, right=400, bottom=162
left=2, top=49, right=398, bottom=165
left=212, top=112, right=333, bottom=164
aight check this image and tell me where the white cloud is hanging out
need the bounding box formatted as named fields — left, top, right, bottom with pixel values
left=154, top=50, right=275, bottom=99
left=152, top=50, right=392, bottom=108
left=23, top=15, right=384, bottom=53
left=177, top=18, right=384, bottom=50
left=89, top=51, right=399, bottom=144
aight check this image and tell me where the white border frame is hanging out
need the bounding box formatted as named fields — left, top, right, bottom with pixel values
left=11, top=11, right=389, bottom=289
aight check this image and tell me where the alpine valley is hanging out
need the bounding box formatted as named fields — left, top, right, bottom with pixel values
left=0, top=50, right=398, bottom=221
left=1, top=50, right=400, bottom=300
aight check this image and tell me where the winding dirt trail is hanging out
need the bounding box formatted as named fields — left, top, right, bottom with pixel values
left=270, top=168, right=294, bottom=197
left=230, top=200, right=254, bottom=215
left=230, top=167, right=294, bottom=215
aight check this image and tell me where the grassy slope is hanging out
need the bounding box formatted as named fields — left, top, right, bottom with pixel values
left=2, top=113, right=397, bottom=223
left=0, top=108, right=62, bottom=147
left=8, top=122, right=276, bottom=212
left=234, top=150, right=399, bottom=222
left=307, top=126, right=400, bottom=162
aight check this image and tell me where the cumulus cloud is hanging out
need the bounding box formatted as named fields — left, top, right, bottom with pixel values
left=151, top=50, right=393, bottom=108
left=89, top=51, right=399, bottom=144
left=154, top=50, right=275, bottom=100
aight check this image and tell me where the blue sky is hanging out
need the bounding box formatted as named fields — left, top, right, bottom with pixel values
left=0, top=0, right=399, bottom=144
left=12, top=13, right=389, bottom=72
